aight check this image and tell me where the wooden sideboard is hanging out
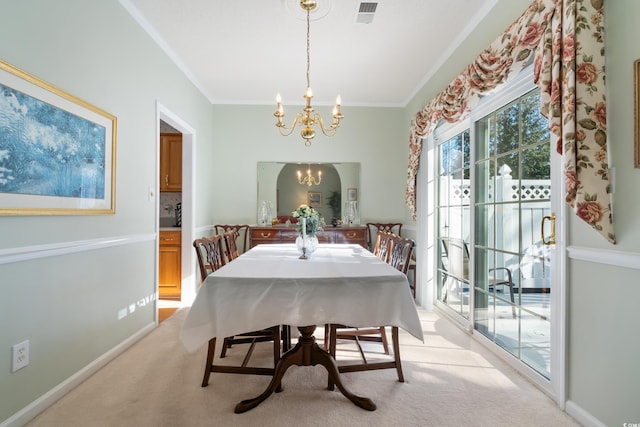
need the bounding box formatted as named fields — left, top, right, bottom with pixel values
left=250, top=225, right=367, bottom=248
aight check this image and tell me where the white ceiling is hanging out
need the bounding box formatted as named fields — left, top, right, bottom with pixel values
left=122, top=0, right=497, bottom=107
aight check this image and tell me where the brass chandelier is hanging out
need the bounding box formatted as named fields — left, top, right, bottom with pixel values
left=274, top=0, right=343, bottom=147
left=297, top=166, right=322, bottom=186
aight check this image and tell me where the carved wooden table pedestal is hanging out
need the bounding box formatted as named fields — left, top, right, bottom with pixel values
left=234, top=325, right=376, bottom=413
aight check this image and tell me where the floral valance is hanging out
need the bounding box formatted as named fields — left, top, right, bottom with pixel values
left=405, top=0, right=615, bottom=244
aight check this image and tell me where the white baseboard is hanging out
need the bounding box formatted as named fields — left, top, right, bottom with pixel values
left=1, top=322, right=156, bottom=427
left=565, top=400, right=607, bottom=427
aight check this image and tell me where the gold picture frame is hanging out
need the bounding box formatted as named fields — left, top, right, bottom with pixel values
left=0, top=60, right=117, bottom=215
left=307, top=191, right=321, bottom=208
left=635, top=59, right=640, bottom=168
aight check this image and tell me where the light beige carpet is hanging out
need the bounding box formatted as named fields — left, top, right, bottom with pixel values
left=26, top=308, right=579, bottom=427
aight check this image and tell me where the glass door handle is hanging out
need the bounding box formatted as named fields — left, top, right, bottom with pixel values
left=541, top=212, right=556, bottom=246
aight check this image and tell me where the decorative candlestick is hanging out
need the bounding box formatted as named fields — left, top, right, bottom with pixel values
left=299, top=217, right=308, bottom=259
left=302, top=217, right=307, bottom=247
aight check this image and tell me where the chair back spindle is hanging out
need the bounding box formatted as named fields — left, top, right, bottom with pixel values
left=193, top=235, right=226, bottom=284
left=373, top=230, right=393, bottom=262
left=223, top=229, right=240, bottom=262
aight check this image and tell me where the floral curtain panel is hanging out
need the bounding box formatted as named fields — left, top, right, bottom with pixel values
left=405, top=0, right=615, bottom=244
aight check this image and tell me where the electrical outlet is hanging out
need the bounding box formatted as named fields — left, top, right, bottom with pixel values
left=12, top=340, right=29, bottom=372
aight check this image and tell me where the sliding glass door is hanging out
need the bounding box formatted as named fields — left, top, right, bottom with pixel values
left=434, top=79, right=554, bottom=380
left=474, top=88, right=552, bottom=379
left=436, top=128, right=471, bottom=318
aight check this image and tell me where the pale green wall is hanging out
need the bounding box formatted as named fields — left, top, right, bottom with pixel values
left=565, top=1, right=640, bottom=425
left=209, top=104, right=407, bottom=224
left=568, top=262, right=639, bottom=426
left=0, top=0, right=215, bottom=422
left=402, top=0, right=640, bottom=425
left=599, top=0, right=640, bottom=249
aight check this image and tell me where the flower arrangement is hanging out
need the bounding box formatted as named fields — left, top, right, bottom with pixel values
left=292, top=204, right=322, bottom=237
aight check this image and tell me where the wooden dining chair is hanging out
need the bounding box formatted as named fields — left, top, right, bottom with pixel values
left=214, top=224, right=250, bottom=255
left=218, top=227, right=293, bottom=354
left=366, top=222, right=403, bottom=251
left=193, top=236, right=281, bottom=387
left=328, top=235, right=416, bottom=387
left=327, top=230, right=397, bottom=357
left=388, top=234, right=415, bottom=276
left=323, top=230, right=393, bottom=353
left=330, top=230, right=393, bottom=355
left=369, top=224, right=417, bottom=298
left=193, top=235, right=226, bottom=283
left=219, top=229, right=292, bottom=355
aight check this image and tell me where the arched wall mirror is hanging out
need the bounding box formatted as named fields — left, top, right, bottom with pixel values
left=257, top=162, right=360, bottom=224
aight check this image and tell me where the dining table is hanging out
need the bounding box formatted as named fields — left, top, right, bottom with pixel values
left=180, top=243, right=423, bottom=413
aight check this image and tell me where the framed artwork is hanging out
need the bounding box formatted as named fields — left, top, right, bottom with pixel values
left=307, top=191, right=321, bottom=208
left=0, top=60, right=117, bottom=215
left=635, top=59, right=640, bottom=168
left=347, top=187, right=357, bottom=201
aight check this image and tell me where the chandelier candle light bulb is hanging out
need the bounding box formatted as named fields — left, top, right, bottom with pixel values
left=333, top=95, right=342, bottom=116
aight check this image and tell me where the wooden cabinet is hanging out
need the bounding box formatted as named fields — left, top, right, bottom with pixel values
left=159, top=230, right=181, bottom=299
left=159, top=133, right=182, bottom=192
left=331, top=227, right=367, bottom=245
left=250, top=226, right=367, bottom=248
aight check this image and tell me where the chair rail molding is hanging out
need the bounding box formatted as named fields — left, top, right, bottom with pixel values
left=0, top=233, right=155, bottom=265
left=566, top=246, right=640, bottom=270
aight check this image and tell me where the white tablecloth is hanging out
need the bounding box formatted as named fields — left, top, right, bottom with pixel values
left=180, top=244, right=423, bottom=352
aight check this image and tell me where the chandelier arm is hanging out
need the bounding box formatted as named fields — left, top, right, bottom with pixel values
left=276, top=113, right=303, bottom=137
left=314, top=113, right=339, bottom=137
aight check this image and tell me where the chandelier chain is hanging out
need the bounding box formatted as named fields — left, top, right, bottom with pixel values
left=306, top=6, right=311, bottom=90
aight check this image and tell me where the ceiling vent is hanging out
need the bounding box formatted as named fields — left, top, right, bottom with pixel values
left=355, top=1, right=380, bottom=24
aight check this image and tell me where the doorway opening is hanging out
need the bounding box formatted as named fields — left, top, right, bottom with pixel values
left=156, top=104, right=197, bottom=322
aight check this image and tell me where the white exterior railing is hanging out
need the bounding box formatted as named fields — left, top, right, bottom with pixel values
left=439, top=171, right=551, bottom=282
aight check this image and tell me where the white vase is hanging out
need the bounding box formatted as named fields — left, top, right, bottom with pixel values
left=296, top=235, right=318, bottom=256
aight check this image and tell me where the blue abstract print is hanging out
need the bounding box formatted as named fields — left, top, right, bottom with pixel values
left=0, top=83, right=106, bottom=199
